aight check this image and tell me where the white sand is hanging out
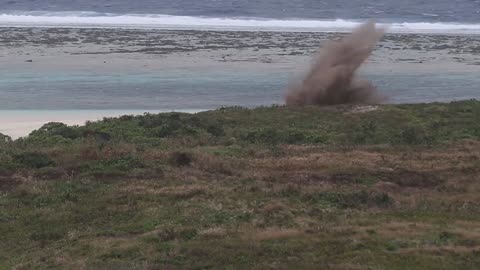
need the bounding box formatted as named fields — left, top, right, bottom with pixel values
left=0, top=110, right=199, bottom=139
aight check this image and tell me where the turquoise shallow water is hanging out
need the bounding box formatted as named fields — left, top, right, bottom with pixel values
left=1, top=69, right=479, bottom=110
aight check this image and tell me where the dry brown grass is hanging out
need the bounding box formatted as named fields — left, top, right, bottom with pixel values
left=156, top=184, right=208, bottom=199
left=398, top=246, right=480, bottom=254
left=257, top=200, right=290, bottom=215
left=372, top=181, right=400, bottom=192
left=193, top=153, right=237, bottom=176
left=362, top=222, right=434, bottom=238
left=101, top=143, right=138, bottom=159
left=265, top=143, right=480, bottom=172
left=0, top=175, right=24, bottom=191
left=249, top=228, right=304, bottom=241
left=199, top=228, right=227, bottom=239
left=120, top=182, right=209, bottom=199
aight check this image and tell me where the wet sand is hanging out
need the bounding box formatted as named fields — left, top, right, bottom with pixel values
left=1, top=28, right=480, bottom=73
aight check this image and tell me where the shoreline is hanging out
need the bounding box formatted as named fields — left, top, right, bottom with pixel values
left=1, top=28, right=480, bottom=110
left=1, top=99, right=478, bottom=139
left=2, top=27, right=480, bottom=138
left=0, top=109, right=202, bottom=139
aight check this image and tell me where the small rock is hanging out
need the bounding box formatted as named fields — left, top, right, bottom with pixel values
left=349, top=105, right=378, bottom=114
left=379, top=167, right=395, bottom=172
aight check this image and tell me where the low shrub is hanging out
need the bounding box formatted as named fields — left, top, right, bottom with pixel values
left=168, top=151, right=193, bottom=167
left=13, top=151, right=54, bottom=169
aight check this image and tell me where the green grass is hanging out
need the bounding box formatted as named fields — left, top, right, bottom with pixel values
left=1, top=100, right=480, bottom=269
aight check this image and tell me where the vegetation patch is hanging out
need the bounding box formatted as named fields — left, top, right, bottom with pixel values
left=1, top=101, right=480, bottom=269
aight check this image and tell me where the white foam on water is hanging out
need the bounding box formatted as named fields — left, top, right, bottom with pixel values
left=1, top=11, right=480, bottom=34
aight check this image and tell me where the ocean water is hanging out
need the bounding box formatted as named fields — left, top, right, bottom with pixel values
left=1, top=1, right=480, bottom=113
left=0, top=0, right=480, bottom=33
left=1, top=70, right=479, bottom=110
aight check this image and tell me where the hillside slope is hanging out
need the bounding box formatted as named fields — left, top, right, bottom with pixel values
left=1, top=101, right=480, bottom=269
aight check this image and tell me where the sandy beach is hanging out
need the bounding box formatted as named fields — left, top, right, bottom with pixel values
left=0, top=110, right=199, bottom=139
left=0, top=111, right=147, bottom=139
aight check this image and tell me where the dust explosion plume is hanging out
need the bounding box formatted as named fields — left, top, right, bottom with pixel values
left=285, top=21, right=385, bottom=106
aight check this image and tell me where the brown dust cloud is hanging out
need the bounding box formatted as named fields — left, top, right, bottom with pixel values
left=285, top=21, right=386, bottom=106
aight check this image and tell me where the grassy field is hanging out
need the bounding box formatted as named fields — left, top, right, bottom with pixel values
left=1, top=101, right=480, bottom=269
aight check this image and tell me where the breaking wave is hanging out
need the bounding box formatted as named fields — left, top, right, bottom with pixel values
left=1, top=11, right=480, bottom=34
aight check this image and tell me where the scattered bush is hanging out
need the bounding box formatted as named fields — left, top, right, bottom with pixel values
left=0, top=160, right=18, bottom=176
left=353, top=120, right=378, bottom=144
left=284, top=130, right=306, bottom=144
left=29, top=122, right=81, bottom=140
left=169, top=151, right=193, bottom=167
left=13, top=151, right=54, bottom=169
left=34, top=167, right=66, bottom=180
left=240, top=128, right=281, bottom=145
left=82, top=130, right=111, bottom=144
left=0, top=133, right=12, bottom=144
left=393, top=126, right=437, bottom=145
left=385, top=169, right=444, bottom=188
left=155, top=226, right=198, bottom=241
left=78, top=155, right=145, bottom=179
left=30, top=228, right=66, bottom=242
left=87, top=155, right=144, bottom=172
left=206, top=123, right=225, bottom=137
left=194, top=153, right=234, bottom=175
